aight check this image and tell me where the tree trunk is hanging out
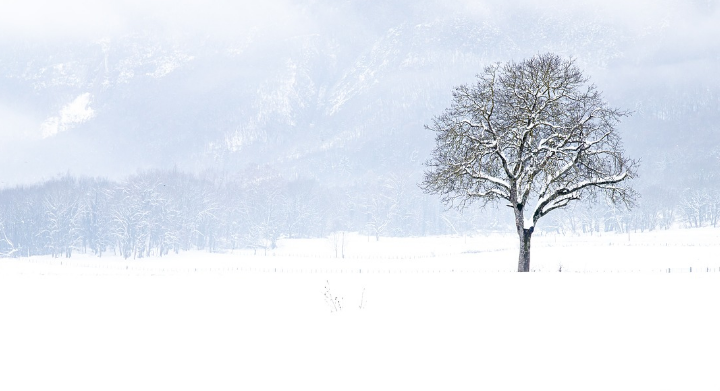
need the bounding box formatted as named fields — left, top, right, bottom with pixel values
left=518, top=227, right=533, bottom=272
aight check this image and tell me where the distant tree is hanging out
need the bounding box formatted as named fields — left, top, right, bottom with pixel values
left=281, top=179, right=321, bottom=239
left=242, top=167, right=284, bottom=252
left=110, top=185, right=144, bottom=259
left=40, top=176, right=83, bottom=258
left=679, top=188, right=710, bottom=228
left=2, top=186, right=45, bottom=257
left=78, top=178, right=113, bottom=256
left=422, top=53, right=637, bottom=271
left=0, top=222, right=17, bottom=257
left=363, top=175, right=399, bottom=241
left=627, top=185, right=677, bottom=232
left=194, top=183, right=221, bottom=252
left=220, top=179, right=250, bottom=251
left=708, top=188, right=720, bottom=227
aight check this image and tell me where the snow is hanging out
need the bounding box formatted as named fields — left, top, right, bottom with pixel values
left=2, top=228, right=720, bottom=390
left=524, top=217, right=534, bottom=230
left=146, top=52, right=195, bottom=79
left=41, top=93, right=95, bottom=138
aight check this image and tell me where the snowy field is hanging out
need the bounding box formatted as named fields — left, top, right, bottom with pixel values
left=2, top=228, right=720, bottom=390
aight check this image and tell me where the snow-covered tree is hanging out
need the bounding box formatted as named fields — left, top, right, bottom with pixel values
left=363, top=175, right=399, bottom=241
left=422, top=53, right=637, bottom=271
left=40, top=177, right=83, bottom=258
left=241, top=166, right=285, bottom=252
left=0, top=222, right=17, bottom=257
left=680, top=188, right=712, bottom=228
left=78, top=178, right=113, bottom=256
left=281, top=179, right=321, bottom=239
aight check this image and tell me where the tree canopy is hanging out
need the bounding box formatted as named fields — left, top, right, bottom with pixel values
left=422, top=53, right=637, bottom=271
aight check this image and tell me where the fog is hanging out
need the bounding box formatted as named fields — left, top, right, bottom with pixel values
left=4, top=6, right=720, bottom=391
left=1, top=0, right=719, bottom=252
left=0, top=0, right=305, bottom=41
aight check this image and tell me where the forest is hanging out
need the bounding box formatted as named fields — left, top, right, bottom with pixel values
left=1, top=164, right=717, bottom=259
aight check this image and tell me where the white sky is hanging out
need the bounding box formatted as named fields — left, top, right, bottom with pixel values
left=0, top=0, right=308, bottom=42
left=0, top=0, right=714, bottom=39
left=1, top=0, right=717, bottom=64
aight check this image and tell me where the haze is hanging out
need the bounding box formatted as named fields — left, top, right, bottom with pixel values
left=3, top=4, right=720, bottom=389
left=0, top=0, right=719, bottom=235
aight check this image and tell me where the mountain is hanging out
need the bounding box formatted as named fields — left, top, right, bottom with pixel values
left=1, top=0, right=718, bottom=192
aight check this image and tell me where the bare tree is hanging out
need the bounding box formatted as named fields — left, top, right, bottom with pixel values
left=422, top=53, right=637, bottom=272
left=680, top=188, right=711, bottom=228
left=0, top=222, right=17, bottom=257
left=40, top=178, right=83, bottom=258
left=363, top=174, right=404, bottom=241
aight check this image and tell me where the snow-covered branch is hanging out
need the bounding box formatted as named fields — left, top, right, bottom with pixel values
left=422, top=53, right=637, bottom=272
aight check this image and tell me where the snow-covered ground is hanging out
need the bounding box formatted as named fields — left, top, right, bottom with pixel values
left=2, top=228, right=720, bottom=390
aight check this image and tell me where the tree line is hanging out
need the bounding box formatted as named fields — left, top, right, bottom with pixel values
left=1, top=166, right=718, bottom=259
left=0, top=167, right=454, bottom=259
